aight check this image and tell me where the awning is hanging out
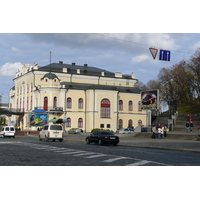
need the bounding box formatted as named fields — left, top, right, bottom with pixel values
left=49, top=118, right=58, bottom=122
left=56, top=119, right=63, bottom=123
left=32, top=109, right=46, bottom=113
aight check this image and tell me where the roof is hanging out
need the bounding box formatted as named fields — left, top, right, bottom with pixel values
left=41, top=72, right=60, bottom=81
left=61, top=82, right=141, bottom=93
left=37, top=62, right=135, bottom=79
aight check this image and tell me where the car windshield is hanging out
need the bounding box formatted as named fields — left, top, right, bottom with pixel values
left=101, top=132, right=114, bottom=136
left=50, top=125, right=62, bottom=130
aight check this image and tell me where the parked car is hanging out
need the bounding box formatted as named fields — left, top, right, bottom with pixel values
left=116, top=128, right=134, bottom=134
left=0, top=126, right=15, bottom=138
left=142, top=93, right=156, bottom=105
left=68, top=128, right=82, bottom=134
left=39, top=124, right=64, bottom=142
left=85, top=131, right=119, bottom=146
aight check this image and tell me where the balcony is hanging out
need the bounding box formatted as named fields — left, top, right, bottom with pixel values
left=34, top=107, right=64, bottom=113
left=0, top=108, right=24, bottom=116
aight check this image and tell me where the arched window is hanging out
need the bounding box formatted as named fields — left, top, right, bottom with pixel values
left=66, top=117, right=71, bottom=127
left=138, top=119, right=142, bottom=126
left=31, top=83, right=33, bottom=92
left=119, top=119, right=123, bottom=129
left=78, top=118, right=83, bottom=128
left=101, top=98, right=110, bottom=118
left=27, top=97, right=29, bottom=110
left=128, top=119, right=133, bottom=128
left=27, top=84, right=29, bottom=93
left=119, top=100, right=123, bottom=110
left=53, top=96, right=57, bottom=108
left=67, top=97, right=72, bottom=109
left=78, top=98, right=83, bottom=109
left=44, top=97, right=48, bottom=111
left=30, top=96, right=32, bottom=110
left=129, top=100, right=133, bottom=111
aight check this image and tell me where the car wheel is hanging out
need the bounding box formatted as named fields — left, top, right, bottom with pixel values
left=98, top=139, right=103, bottom=145
left=39, top=136, right=42, bottom=141
left=86, top=138, right=90, bottom=144
left=113, top=143, right=118, bottom=146
left=59, top=139, right=63, bottom=142
left=13, top=135, right=15, bottom=139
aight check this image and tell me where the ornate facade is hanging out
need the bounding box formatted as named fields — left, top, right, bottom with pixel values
left=9, top=61, right=147, bottom=132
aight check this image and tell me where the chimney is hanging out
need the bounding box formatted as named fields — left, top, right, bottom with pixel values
left=84, top=64, right=88, bottom=67
left=59, top=61, right=63, bottom=64
left=72, top=62, right=76, bottom=66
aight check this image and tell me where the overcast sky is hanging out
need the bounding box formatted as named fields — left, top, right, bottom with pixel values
left=0, top=33, right=200, bottom=102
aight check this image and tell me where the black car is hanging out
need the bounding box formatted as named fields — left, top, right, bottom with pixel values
left=85, top=131, right=119, bottom=146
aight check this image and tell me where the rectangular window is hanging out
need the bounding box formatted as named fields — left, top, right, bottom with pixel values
left=100, top=124, right=104, bottom=128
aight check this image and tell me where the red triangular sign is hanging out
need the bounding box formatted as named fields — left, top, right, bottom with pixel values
left=149, top=48, right=158, bottom=59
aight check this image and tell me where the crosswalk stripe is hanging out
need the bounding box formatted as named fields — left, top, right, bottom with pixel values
left=73, top=152, right=96, bottom=156
left=126, top=160, right=151, bottom=166
left=62, top=151, right=86, bottom=155
left=102, top=157, right=130, bottom=163
left=84, top=154, right=106, bottom=158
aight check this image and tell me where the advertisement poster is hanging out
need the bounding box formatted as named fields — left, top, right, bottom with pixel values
left=30, top=113, right=48, bottom=126
left=140, top=89, right=159, bottom=110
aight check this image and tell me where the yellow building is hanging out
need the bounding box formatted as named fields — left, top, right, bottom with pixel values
left=9, top=61, right=147, bottom=132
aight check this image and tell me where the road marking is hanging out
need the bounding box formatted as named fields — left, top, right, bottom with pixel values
left=73, top=152, right=97, bottom=156
left=62, top=151, right=86, bottom=155
left=84, top=154, right=106, bottom=158
left=52, top=149, right=75, bottom=152
left=1, top=142, right=171, bottom=166
left=126, top=160, right=151, bottom=166
left=102, top=157, right=130, bottom=163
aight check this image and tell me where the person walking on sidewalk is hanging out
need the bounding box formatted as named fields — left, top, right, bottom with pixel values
left=186, top=121, right=190, bottom=133
left=152, top=125, right=157, bottom=139
left=189, top=121, right=194, bottom=132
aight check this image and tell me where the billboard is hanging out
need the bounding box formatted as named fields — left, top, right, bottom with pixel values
left=140, top=89, right=159, bottom=110
left=30, top=113, right=48, bottom=126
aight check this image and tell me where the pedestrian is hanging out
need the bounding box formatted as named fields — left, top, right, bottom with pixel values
left=186, top=121, right=190, bottom=133
left=164, top=125, right=167, bottom=137
left=157, top=127, right=161, bottom=139
left=189, top=121, right=193, bottom=132
left=151, top=125, right=157, bottom=139
left=160, top=125, right=164, bottom=138
left=189, top=115, right=193, bottom=121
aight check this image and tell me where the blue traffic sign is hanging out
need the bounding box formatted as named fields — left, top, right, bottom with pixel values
left=159, top=50, right=170, bottom=61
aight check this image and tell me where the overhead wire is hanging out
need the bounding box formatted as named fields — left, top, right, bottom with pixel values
left=92, top=33, right=197, bottom=56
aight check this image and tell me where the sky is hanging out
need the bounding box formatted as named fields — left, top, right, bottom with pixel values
left=0, top=0, right=200, bottom=106
left=0, top=33, right=200, bottom=103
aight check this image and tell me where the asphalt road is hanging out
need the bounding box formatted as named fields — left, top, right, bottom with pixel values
left=1, top=135, right=200, bottom=166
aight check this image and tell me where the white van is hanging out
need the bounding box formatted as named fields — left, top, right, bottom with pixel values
left=39, top=124, right=64, bottom=142
left=0, top=126, right=15, bottom=138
